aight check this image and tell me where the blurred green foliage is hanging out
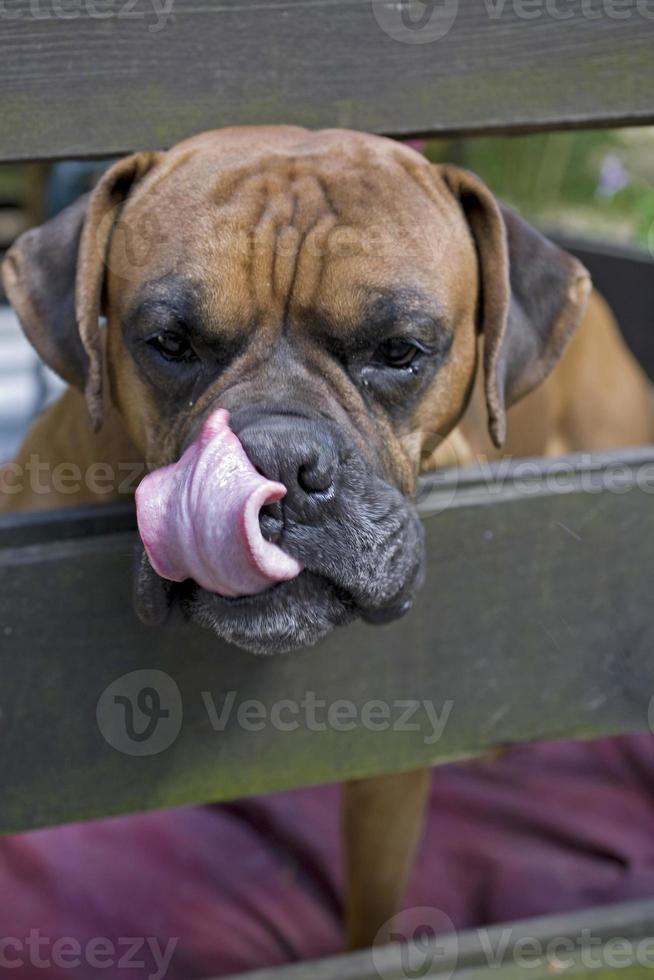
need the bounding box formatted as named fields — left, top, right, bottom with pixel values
left=427, top=127, right=654, bottom=250
left=0, top=164, right=26, bottom=201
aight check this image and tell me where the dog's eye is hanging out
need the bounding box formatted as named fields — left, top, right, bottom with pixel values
left=148, top=330, right=196, bottom=362
left=375, top=337, right=421, bottom=369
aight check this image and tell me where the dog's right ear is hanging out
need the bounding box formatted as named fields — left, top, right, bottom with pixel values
left=2, top=193, right=91, bottom=392
left=1, top=151, right=162, bottom=430
left=438, top=165, right=590, bottom=448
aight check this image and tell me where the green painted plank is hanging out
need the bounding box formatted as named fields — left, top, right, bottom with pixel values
left=0, top=448, right=653, bottom=834
left=1, top=0, right=654, bottom=161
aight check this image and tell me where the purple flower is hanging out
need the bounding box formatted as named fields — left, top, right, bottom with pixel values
left=597, top=153, right=629, bottom=198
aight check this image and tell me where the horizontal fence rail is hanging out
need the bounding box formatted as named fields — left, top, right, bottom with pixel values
left=0, top=448, right=653, bottom=835
left=1, top=0, right=654, bottom=161
left=218, top=898, right=654, bottom=980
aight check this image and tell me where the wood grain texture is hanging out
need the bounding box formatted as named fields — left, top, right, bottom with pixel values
left=0, top=449, right=653, bottom=834
left=0, top=0, right=654, bottom=161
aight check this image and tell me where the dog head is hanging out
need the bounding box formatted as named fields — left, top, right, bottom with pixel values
left=2, top=127, right=590, bottom=653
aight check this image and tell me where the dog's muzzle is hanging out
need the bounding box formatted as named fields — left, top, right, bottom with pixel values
left=134, top=407, right=425, bottom=654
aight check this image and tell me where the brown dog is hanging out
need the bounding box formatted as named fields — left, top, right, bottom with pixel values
left=2, top=127, right=652, bottom=948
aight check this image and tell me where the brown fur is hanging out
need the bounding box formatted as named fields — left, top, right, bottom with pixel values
left=1, top=127, right=652, bottom=949
left=346, top=290, right=654, bottom=951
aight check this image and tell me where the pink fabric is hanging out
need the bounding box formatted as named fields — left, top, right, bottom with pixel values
left=135, top=410, right=302, bottom=598
left=1, top=734, right=654, bottom=978
left=403, top=139, right=427, bottom=155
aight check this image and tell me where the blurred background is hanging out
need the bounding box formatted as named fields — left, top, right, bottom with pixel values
left=1, top=125, right=653, bottom=462
left=430, top=127, right=654, bottom=247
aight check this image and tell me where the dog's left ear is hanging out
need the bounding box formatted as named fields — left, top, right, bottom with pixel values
left=439, top=165, right=591, bottom=447
left=2, top=151, right=162, bottom=431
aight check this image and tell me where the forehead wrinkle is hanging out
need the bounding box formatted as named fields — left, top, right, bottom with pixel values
left=132, top=143, right=455, bottom=343
left=208, top=160, right=346, bottom=317
left=250, top=184, right=295, bottom=313
left=271, top=197, right=299, bottom=303
left=285, top=211, right=338, bottom=313
left=280, top=169, right=341, bottom=311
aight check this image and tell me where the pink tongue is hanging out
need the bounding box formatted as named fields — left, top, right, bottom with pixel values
left=135, top=409, right=303, bottom=597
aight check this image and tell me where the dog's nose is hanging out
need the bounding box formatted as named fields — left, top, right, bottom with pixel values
left=235, top=413, right=340, bottom=510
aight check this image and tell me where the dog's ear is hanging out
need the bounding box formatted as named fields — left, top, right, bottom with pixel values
left=439, top=165, right=591, bottom=447
left=1, top=151, right=162, bottom=430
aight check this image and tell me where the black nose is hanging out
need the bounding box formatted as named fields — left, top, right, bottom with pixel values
left=234, top=412, right=340, bottom=511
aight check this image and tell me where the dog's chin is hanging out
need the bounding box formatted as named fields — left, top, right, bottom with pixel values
left=182, top=573, right=357, bottom=655
left=134, top=544, right=423, bottom=655
left=133, top=474, right=426, bottom=654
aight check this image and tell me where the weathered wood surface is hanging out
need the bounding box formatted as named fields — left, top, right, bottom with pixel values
left=0, top=448, right=653, bottom=835
left=218, top=898, right=654, bottom=979
left=1, top=0, right=654, bottom=162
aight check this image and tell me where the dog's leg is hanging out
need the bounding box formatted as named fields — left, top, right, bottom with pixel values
left=343, top=767, right=431, bottom=950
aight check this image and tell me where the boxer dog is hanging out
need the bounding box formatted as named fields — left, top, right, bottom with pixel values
left=2, top=127, right=652, bottom=949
